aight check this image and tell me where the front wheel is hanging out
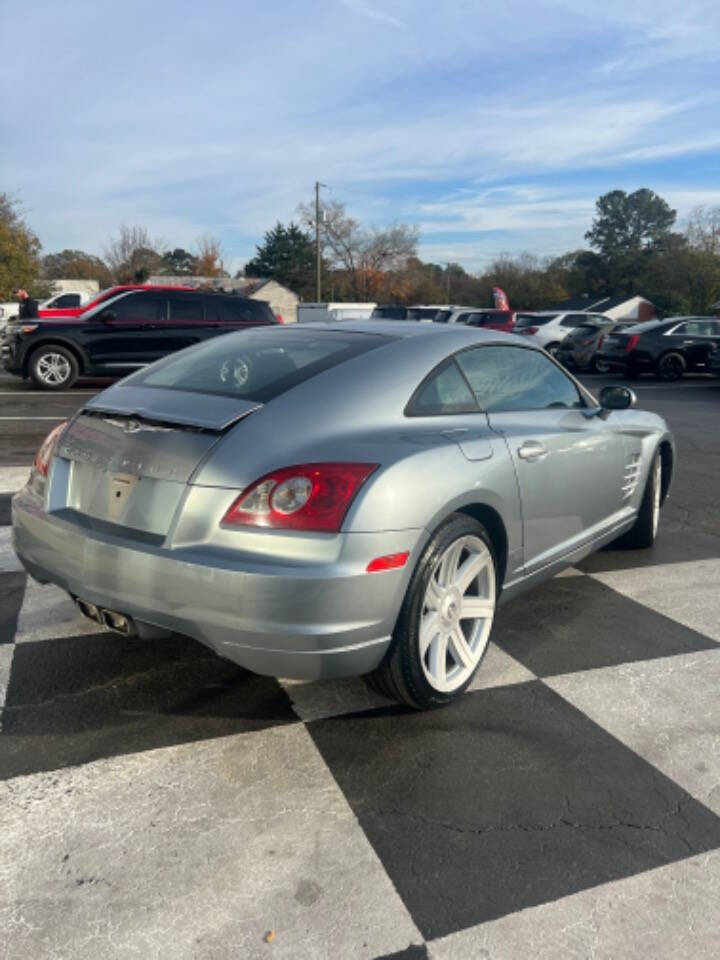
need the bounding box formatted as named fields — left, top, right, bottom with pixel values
left=29, top=345, right=79, bottom=390
left=367, top=514, right=497, bottom=709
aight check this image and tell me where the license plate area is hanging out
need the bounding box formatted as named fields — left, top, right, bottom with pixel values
left=66, top=461, right=186, bottom=536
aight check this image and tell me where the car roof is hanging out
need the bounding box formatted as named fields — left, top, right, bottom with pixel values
left=297, top=319, right=527, bottom=345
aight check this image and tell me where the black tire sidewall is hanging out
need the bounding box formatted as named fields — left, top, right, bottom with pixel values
left=390, top=514, right=497, bottom=708
left=30, top=345, right=79, bottom=390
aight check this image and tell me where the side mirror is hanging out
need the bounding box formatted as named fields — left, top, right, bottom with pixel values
left=599, top=385, right=636, bottom=411
left=100, top=309, right=116, bottom=323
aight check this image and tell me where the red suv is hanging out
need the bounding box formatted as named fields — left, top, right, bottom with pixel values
left=38, top=284, right=195, bottom=319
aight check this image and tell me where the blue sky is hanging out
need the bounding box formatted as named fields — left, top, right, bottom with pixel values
left=2, top=0, right=719, bottom=273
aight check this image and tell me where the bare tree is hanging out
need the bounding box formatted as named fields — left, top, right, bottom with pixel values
left=195, top=233, right=227, bottom=277
left=686, top=206, right=720, bottom=254
left=298, top=198, right=418, bottom=300
left=104, top=225, right=164, bottom=281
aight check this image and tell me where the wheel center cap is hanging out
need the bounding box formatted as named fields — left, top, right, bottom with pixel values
left=441, top=589, right=461, bottom=624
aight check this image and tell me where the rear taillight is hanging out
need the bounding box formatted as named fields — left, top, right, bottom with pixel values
left=222, top=462, right=378, bottom=532
left=597, top=335, right=605, bottom=348
left=33, top=422, right=67, bottom=476
left=519, top=326, right=538, bottom=335
left=626, top=335, right=640, bottom=352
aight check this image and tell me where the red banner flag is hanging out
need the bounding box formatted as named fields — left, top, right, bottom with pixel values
left=493, top=287, right=509, bottom=310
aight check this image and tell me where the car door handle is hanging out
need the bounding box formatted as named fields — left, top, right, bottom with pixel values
left=518, top=441, right=548, bottom=461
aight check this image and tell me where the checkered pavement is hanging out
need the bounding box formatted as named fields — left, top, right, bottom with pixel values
left=1, top=467, right=719, bottom=959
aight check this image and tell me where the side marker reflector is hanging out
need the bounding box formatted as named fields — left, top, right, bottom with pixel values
left=366, top=551, right=409, bottom=573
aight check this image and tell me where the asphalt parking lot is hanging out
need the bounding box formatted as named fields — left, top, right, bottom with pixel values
left=1, top=370, right=719, bottom=959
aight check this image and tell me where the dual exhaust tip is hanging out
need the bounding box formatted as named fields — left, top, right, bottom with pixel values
left=75, top=598, right=135, bottom=636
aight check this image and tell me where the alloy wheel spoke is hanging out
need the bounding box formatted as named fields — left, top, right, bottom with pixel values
left=448, top=625, right=474, bottom=670
left=438, top=539, right=463, bottom=587
left=425, top=576, right=445, bottom=612
left=454, top=551, right=488, bottom=594
left=428, top=632, right=448, bottom=685
left=459, top=597, right=495, bottom=620
left=419, top=611, right=441, bottom=657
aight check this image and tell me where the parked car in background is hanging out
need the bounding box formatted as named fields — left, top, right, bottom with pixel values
left=37, top=283, right=196, bottom=319
left=13, top=321, right=674, bottom=709
left=556, top=319, right=636, bottom=373
left=439, top=308, right=517, bottom=332
left=371, top=305, right=462, bottom=322
left=515, top=311, right=611, bottom=356
left=1, top=288, right=277, bottom=390
left=297, top=302, right=376, bottom=323
left=596, top=317, right=720, bottom=381
left=39, top=291, right=94, bottom=311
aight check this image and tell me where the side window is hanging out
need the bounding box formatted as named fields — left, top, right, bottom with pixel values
left=168, top=297, right=204, bottom=324
left=676, top=320, right=720, bottom=337
left=560, top=314, right=586, bottom=328
left=408, top=360, right=479, bottom=416
left=111, top=294, right=164, bottom=325
left=455, top=313, right=471, bottom=324
left=220, top=298, right=270, bottom=325
left=456, top=345, right=584, bottom=412
left=54, top=294, right=81, bottom=308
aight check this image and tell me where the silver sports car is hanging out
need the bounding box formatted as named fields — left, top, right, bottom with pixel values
left=12, top=322, right=674, bottom=709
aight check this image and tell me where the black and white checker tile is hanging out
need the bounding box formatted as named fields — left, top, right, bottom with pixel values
left=1, top=467, right=719, bottom=960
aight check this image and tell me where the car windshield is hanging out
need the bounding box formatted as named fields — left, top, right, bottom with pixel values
left=125, top=328, right=395, bottom=402
left=515, top=314, right=558, bottom=328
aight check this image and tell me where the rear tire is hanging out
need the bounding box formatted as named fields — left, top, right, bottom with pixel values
left=366, top=514, right=497, bottom=710
left=655, top=352, right=685, bottom=382
left=614, top=452, right=662, bottom=549
left=29, top=345, right=79, bottom=390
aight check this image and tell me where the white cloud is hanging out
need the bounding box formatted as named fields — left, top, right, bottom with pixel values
left=340, top=0, right=407, bottom=30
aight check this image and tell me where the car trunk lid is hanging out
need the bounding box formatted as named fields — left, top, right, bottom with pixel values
left=53, top=389, right=262, bottom=538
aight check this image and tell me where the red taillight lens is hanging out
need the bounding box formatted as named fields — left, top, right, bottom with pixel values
left=519, top=326, right=538, bottom=335
left=222, top=462, right=378, bottom=532
left=33, top=422, right=67, bottom=476
left=626, top=335, right=640, bottom=352
left=366, top=552, right=409, bottom=573
left=597, top=334, right=605, bottom=348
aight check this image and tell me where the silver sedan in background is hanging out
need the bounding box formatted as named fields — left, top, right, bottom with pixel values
left=12, top=322, right=674, bottom=709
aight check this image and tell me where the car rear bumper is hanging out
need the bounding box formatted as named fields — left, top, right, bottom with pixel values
left=12, top=485, right=421, bottom=680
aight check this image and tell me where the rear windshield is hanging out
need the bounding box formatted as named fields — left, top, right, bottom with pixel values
left=125, top=328, right=394, bottom=402
left=514, top=314, right=557, bottom=328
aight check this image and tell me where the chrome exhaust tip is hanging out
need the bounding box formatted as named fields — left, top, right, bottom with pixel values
left=101, top=609, right=132, bottom=635
left=76, top=598, right=102, bottom=623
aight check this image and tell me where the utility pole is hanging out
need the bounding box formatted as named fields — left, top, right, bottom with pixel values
left=315, top=181, right=325, bottom=302
left=446, top=263, right=451, bottom=303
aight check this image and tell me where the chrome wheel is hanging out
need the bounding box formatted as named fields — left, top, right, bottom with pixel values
left=652, top=456, right=662, bottom=538
left=419, top=534, right=496, bottom=693
left=36, top=352, right=72, bottom=386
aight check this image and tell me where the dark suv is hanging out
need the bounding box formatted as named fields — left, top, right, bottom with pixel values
left=596, top=317, right=720, bottom=381
left=1, top=289, right=277, bottom=390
